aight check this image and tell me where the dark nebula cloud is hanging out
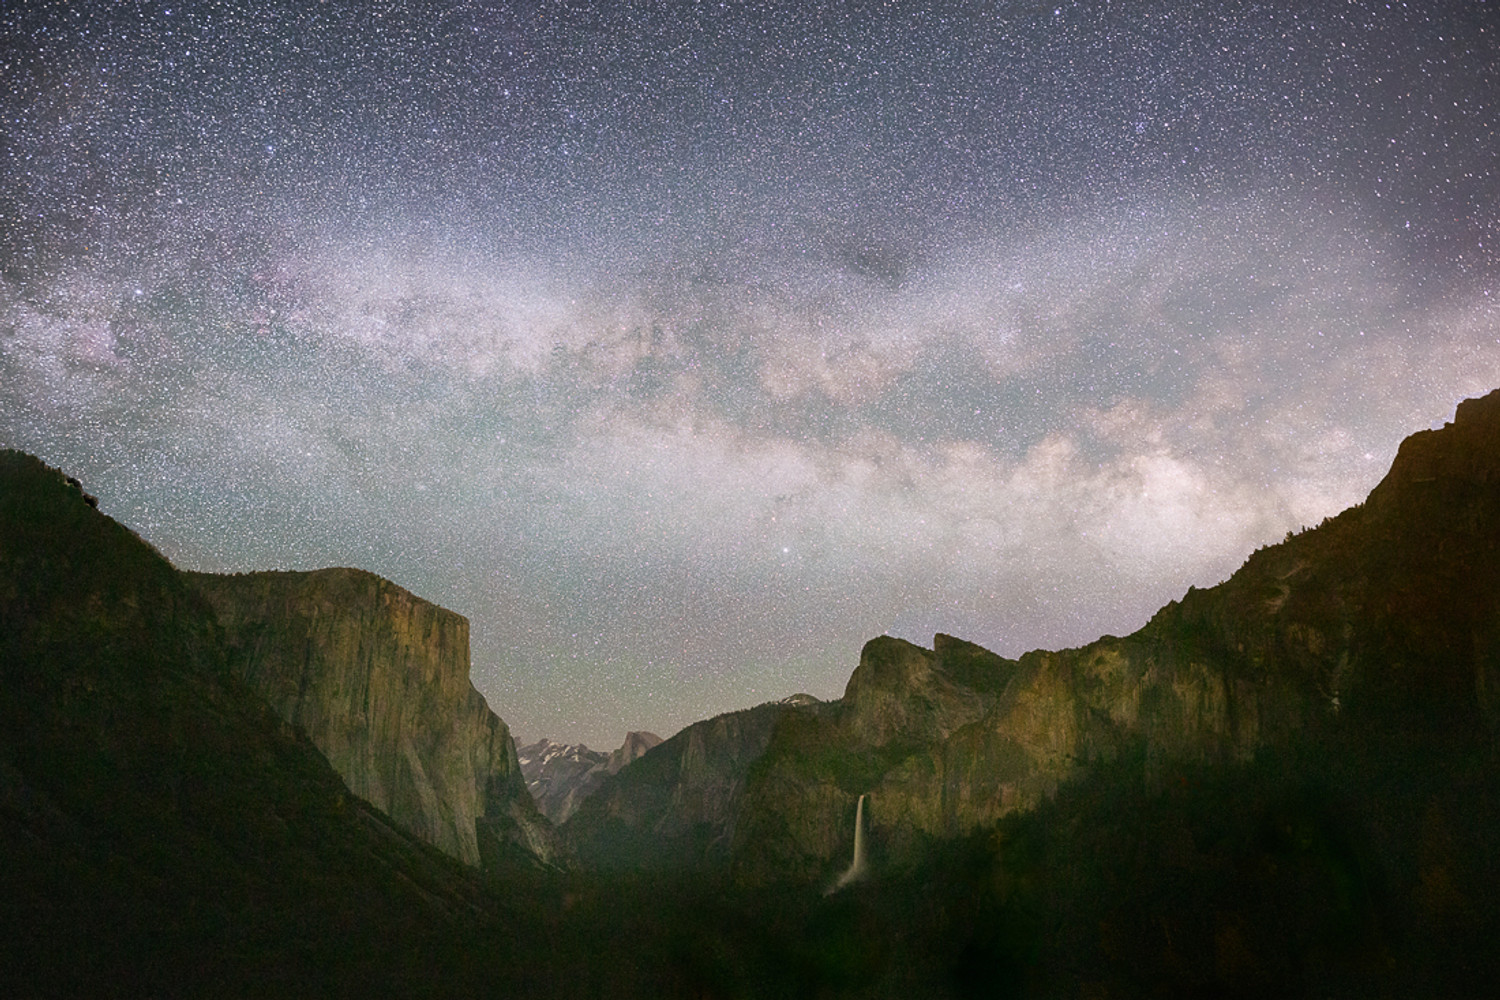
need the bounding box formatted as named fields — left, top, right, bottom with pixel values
left=4, top=0, right=1498, bottom=746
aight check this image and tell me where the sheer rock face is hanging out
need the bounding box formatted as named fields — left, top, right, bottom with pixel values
left=0, top=452, right=499, bottom=995
left=731, top=389, right=1500, bottom=880
left=187, top=568, right=557, bottom=869
left=840, top=635, right=999, bottom=747
left=609, top=730, right=665, bottom=773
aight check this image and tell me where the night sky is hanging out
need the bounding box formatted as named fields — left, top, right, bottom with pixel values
left=3, top=1, right=1498, bottom=749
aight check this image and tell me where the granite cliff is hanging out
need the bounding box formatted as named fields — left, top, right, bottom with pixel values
left=0, top=451, right=506, bottom=996
left=187, top=568, right=558, bottom=869
left=731, top=389, right=1500, bottom=880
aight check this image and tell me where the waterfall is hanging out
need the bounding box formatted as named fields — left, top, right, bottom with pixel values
left=830, top=794, right=869, bottom=891
left=850, top=794, right=867, bottom=874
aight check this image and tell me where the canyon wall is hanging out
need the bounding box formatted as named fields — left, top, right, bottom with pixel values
left=0, top=452, right=502, bottom=996
left=731, top=389, right=1500, bottom=880
left=188, top=568, right=557, bottom=869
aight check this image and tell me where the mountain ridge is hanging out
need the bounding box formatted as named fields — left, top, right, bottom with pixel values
left=5, top=387, right=1500, bottom=995
left=562, top=695, right=826, bottom=870
left=546, top=391, right=1500, bottom=888
left=518, top=730, right=663, bottom=824
left=730, top=388, right=1500, bottom=880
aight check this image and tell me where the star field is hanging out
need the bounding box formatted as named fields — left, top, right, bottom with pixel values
left=3, top=0, right=1498, bottom=747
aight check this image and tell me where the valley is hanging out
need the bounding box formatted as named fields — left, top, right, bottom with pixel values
left=5, top=391, right=1500, bottom=996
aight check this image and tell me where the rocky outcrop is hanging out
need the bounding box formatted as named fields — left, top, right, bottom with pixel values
left=730, top=636, right=1029, bottom=880
left=518, top=731, right=663, bottom=824
left=731, top=389, right=1500, bottom=880
left=561, top=696, right=822, bottom=870
left=841, top=634, right=1007, bottom=747
left=187, top=568, right=558, bottom=869
left=607, top=730, right=665, bottom=773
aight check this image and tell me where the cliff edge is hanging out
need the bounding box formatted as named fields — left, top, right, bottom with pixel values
left=0, top=451, right=502, bottom=996
left=187, top=568, right=558, bottom=869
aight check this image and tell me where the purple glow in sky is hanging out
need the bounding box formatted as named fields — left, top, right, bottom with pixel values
left=4, top=1, right=1497, bottom=747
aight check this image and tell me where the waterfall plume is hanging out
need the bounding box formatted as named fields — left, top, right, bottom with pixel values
left=830, top=794, right=869, bottom=891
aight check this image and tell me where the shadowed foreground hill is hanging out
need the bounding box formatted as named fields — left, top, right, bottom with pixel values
left=0, top=451, right=509, bottom=997
left=563, top=695, right=824, bottom=870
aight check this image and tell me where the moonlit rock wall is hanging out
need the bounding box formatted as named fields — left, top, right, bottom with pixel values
left=736, top=390, right=1500, bottom=876
left=188, top=567, right=556, bottom=868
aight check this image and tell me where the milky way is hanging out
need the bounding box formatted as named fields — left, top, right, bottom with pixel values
left=3, top=1, right=1498, bottom=747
